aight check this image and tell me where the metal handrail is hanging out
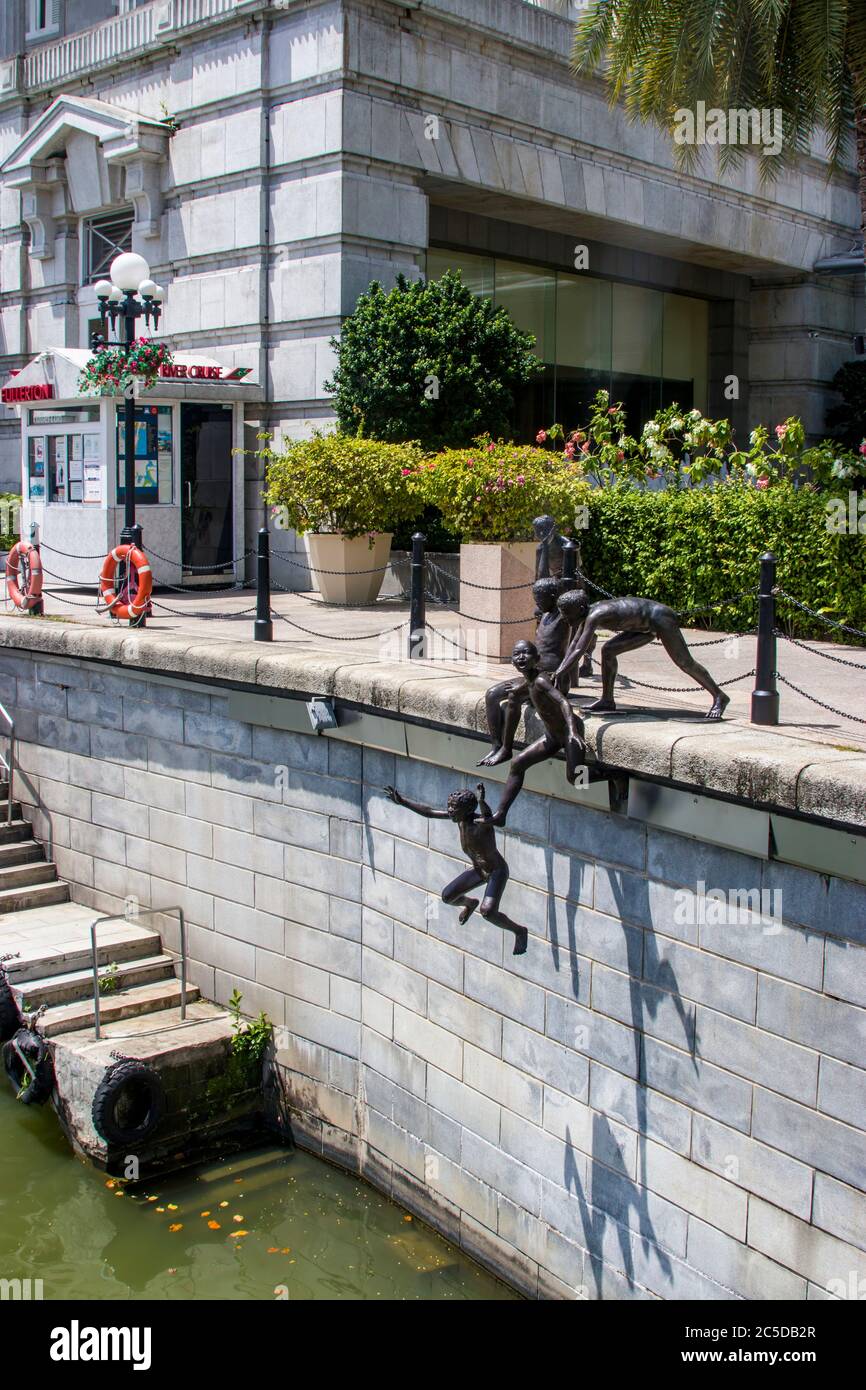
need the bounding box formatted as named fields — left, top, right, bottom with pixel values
left=90, top=906, right=187, bottom=1041
left=0, top=702, right=14, bottom=825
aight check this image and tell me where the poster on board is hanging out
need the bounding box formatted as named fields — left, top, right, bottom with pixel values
left=83, top=462, right=101, bottom=504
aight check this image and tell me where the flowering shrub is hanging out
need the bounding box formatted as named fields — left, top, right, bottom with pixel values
left=537, top=391, right=866, bottom=492
left=419, top=437, right=590, bottom=543
left=262, top=432, right=425, bottom=539
left=78, top=339, right=173, bottom=396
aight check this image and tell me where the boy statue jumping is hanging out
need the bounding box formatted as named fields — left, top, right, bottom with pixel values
left=385, top=781, right=528, bottom=955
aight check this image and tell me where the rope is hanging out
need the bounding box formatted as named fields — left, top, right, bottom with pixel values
left=774, top=588, right=866, bottom=643
left=775, top=671, right=866, bottom=725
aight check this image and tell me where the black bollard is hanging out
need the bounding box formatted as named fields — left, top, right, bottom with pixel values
left=561, top=538, right=577, bottom=584
left=254, top=526, right=273, bottom=642
left=408, top=531, right=426, bottom=660
left=751, top=552, right=779, bottom=725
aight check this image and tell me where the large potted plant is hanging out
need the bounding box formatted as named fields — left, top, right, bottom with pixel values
left=422, top=438, right=587, bottom=660
left=263, top=433, right=425, bottom=604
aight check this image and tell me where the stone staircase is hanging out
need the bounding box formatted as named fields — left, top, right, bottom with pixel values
left=0, top=793, right=202, bottom=1037
left=0, top=785, right=264, bottom=1175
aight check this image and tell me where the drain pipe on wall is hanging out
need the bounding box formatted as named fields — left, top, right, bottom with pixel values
left=259, top=9, right=272, bottom=533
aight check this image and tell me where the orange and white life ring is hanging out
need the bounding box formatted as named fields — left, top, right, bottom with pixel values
left=6, top=541, right=43, bottom=610
left=99, top=544, right=152, bottom=622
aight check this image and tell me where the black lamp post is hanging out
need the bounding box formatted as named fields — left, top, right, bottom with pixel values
left=93, top=252, right=164, bottom=549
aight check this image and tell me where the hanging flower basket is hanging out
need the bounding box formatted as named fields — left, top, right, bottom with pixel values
left=78, top=339, right=174, bottom=396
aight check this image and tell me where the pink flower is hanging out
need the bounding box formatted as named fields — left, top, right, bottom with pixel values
left=536, top=430, right=547, bottom=444
left=616, top=450, right=625, bottom=463
left=486, top=443, right=495, bottom=452
left=859, top=441, right=866, bottom=457
left=608, top=407, right=617, bottom=415
left=775, top=424, right=788, bottom=440
left=756, top=476, right=770, bottom=489
left=516, top=474, right=525, bottom=484
left=401, top=468, right=411, bottom=475
left=564, top=442, right=576, bottom=459
left=581, top=442, right=590, bottom=455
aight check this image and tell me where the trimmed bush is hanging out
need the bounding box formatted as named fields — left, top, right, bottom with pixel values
left=581, top=484, right=866, bottom=640
left=262, top=433, right=424, bottom=539
left=325, top=272, right=542, bottom=450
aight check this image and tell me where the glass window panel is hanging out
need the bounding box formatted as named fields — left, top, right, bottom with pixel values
left=663, top=293, right=709, bottom=414
left=555, top=273, right=612, bottom=373
left=426, top=249, right=494, bottom=298
left=117, top=404, right=173, bottom=505
left=612, top=283, right=663, bottom=378
left=494, top=260, right=555, bottom=363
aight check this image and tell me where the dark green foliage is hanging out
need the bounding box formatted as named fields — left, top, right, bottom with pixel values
left=827, top=361, right=866, bottom=448
left=582, top=485, right=866, bottom=641
left=325, top=272, right=542, bottom=450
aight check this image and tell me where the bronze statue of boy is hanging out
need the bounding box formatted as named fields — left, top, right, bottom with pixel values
left=489, top=638, right=587, bottom=825
left=385, top=781, right=528, bottom=955
left=479, top=577, right=571, bottom=768
left=555, top=590, right=730, bottom=720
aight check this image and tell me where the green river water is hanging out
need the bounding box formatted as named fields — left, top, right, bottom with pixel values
left=0, top=1086, right=516, bottom=1301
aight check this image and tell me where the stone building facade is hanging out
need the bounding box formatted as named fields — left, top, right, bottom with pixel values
left=0, top=0, right=863, bottom=538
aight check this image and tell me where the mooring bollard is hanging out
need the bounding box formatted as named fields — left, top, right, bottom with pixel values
left=751, top=551, right=779, bottom=725
left=408, top=531, right=426, bottom=660
left=254, top=526, right=273, bottom=642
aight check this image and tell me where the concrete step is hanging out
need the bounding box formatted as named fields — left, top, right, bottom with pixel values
left=0, top=840, right=44, bottom=869
left=0, top=860, right=56, bottom=892
left=0, top=878, right=69, bottom=915
left=0, top=802, right=24, bottom=821
left=0, top=818, right=35, bottom=845
left=13, top=953, right=178, bottom=1010
left=5, top=918, right=163, bottom=983
left=41, top=978, right=201, bottom=1037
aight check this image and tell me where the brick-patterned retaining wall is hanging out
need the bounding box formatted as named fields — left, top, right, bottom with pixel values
left=2, top=645, right=864, bottom=1300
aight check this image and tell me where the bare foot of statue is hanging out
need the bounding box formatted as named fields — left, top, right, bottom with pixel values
left=707, top=691, right=730, bottom=720
left=512, top=927, right=528, bottom=956
left=586, top=697, right=616, bottom=713
left=459, top=898, right=480, bottom=924
left=477, top=745, right=511, bottom=767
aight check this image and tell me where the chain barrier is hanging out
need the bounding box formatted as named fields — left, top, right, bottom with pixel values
left=36, top=540, right=253, bottom=574
left=777, top=630, right=866, bottom=670
left=268, top=546, right=398, bottom=577
left=774, top=588, right=866, bottom=644
left=774, top=671, right=866, bottom=726
left=617, top=668, right=756, bottom=694
left=270, top=608, right=408, bottom=641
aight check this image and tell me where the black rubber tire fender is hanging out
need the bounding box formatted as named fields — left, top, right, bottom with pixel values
left=0, top=975, right=19, bottom=1042
left=91, top=1059, right=165, bottom=1148
left=2, top=1027, right=53, bottom=1105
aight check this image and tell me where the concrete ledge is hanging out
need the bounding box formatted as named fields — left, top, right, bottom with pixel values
left=1, top=616, right=864, bottom=834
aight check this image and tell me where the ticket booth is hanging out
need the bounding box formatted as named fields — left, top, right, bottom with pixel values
left=3, top=349, right=262, bottom=587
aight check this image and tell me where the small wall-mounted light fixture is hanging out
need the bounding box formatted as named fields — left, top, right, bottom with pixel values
left=307, top=697, right=337, bottom=734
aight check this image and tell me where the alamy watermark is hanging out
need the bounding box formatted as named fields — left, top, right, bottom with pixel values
left=674, top=102, right=783, bottom=157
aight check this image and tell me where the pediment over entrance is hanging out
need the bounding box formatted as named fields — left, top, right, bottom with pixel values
left=1, top=95, right=169, bottom=258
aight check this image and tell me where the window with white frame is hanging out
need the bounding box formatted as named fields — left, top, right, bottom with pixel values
left=26, top=0, right=61, bottom=40
left=83, top=208, right=134, bottom=284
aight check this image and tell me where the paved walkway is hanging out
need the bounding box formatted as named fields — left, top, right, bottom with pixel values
left=13, top=585, right=866, bottom=752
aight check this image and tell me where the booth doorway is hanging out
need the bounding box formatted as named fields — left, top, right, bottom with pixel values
left=180, top=403, right=233, bottom=578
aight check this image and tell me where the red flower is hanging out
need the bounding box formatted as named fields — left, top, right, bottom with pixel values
left=536, top=430, right=547, bottom=443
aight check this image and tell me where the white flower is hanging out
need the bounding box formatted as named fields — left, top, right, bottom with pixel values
left=688, top=409, right=702, bottom=421
left=671, top=417, right=684, bottom=431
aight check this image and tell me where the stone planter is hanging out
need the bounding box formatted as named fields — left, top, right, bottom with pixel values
left=458, top=541, right=536, bottom=663
left=305, top=531, right=393, bottom=605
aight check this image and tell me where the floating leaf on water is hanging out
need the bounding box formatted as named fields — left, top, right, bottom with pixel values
left=155, top=1207, right=165, bottom=1213
left=105, top=1180, right=116, bottom=1189
left=146, top=1196, right=158, bottom=1203
left=267, top=1247, right=279, bottom=1254
left=200, top=1211, right=210, bottom=1218
left=232, top=1214, right=244, bottom=1223
left=219, top=1201, right=229, bottom=1208
left=207, top=1221, right=221, bottom=1230
left=168, top=1224, right=183, bottom=1233
left=229, top=1230, right=249, bottom=1239
left=167, top=1204, right=178, bottom=1211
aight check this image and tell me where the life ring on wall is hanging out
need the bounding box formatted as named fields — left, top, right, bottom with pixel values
left=99, top=544, right=153, bottom=623
left=6, top=541, right=43, bottom=610
left=91, top=1059, right=165, bottom=1147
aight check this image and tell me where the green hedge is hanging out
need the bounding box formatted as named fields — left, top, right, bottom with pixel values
left=581, top=485, right=866, bottom=641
